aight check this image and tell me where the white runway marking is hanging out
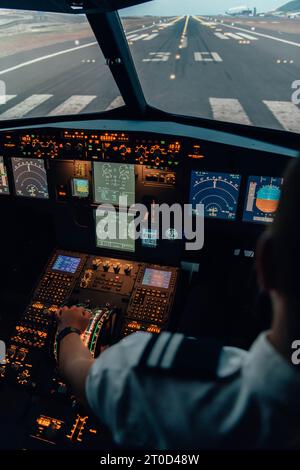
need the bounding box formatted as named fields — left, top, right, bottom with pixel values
left=209, top=98, right=252, bottom=125
left=143, top=52, right=171, bottom=62
left=214, top=32, right=229, bottom=40
left=0, top=95, right=17, bottom=105
left=106, top=96, right=125, bottom=111
left=180, top=37, right=188, bottom=48
left=263, top=101, right=300, bottom=133
left=0, top=94, right=53, bottom=119
left=236, top=32, right=258, bottom=40
left=126, top=34, right=139, bottom=40
left=214, top=22, right=300, bottom=48
left=48, top=95, right=97, bottom=116
left=0, top=42, right=97, bottom=76
left=225, top=32, right=245, bottom=40
left=194, top=52, right=223, bottom=62
left=131, top=34, right=149, bottom=42
left=143, top=33, right=159, bottom=40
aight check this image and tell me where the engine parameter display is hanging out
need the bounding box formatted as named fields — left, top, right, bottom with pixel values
left=189, top=171, right=241, bottom=220
left=93, top=162, right=135, bottom=206
left=0, top=156, right=9, bottom=195
left=52, top=255, right=81, bottom=273
left=142, top=269, right=172, bottom=289
left=243, top=176, right=284, bottom=224
left=12, top=158, right=49, bottom=199
left=95, top=210, right=135, bottom=253
left=71, top=178, right=89, bottom=198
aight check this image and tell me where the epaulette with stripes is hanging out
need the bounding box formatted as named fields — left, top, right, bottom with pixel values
left=137, top=332, right=223, bottom=379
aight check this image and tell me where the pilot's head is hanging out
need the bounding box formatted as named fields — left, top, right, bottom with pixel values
left=257, top=157, right=300, bottom=311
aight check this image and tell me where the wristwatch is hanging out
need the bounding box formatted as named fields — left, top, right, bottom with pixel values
left=56, top=327, right=81, bottom=362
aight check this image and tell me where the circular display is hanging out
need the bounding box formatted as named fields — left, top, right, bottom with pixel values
left=256, top=185, right=281, bottom=213
left=189, top=171, right=241, bottom=220
left=243, top=176, right=284, bottom=224
left=12, top=158, right=49, bottom=199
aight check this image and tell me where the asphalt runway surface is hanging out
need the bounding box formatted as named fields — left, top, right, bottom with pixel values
left=0, top=15, right=299, bottom=133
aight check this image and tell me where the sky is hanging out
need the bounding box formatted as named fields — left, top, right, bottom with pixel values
left=121, top=0, right=286, bottom=16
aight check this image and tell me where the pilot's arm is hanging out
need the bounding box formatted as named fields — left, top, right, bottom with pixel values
left=56, top=306, right=94, bottom=405
left=57, top=307, right=300, bottom=450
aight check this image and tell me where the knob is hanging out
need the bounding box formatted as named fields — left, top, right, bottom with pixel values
left=92, top=259, right=100, bottom=270
left=113, top=264, right=120, bottom=274
left=64, top=142, right=72, bottom=151
left=103, top=262, right=110, bottom=272
left=124, top=264, right=132, bottom=275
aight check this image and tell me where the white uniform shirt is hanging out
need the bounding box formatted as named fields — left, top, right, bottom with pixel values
left=85, top=331, right=300, bottom=450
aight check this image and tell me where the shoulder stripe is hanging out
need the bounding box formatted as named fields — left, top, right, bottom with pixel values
left=160, top=334, right=184, bottom=369
left=147, top=332, right=172, bottom=367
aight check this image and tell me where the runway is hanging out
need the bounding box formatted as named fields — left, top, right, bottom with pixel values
left=0, top=15, right=299, bottom=133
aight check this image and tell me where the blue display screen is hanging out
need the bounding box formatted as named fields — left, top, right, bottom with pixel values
left=142, top=269, right=171, bottom=289
left=52, top=255, right=81, bottom=273
left=189, top=171, right=241, bottom=220
left=243, top=176, right=284, bottom=224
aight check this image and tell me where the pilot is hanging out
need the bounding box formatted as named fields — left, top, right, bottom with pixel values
left=56, top=158, right=300, bottom=450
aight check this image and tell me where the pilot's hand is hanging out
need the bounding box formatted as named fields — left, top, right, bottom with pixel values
left=56, top=306, right=92, bottom=334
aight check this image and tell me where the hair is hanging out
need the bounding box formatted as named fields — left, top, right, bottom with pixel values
left=270, top=157, right=300, bottom=299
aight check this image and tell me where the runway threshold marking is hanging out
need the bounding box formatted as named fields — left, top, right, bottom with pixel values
left=237, top=33, right=258, bottom=40
left=48, top=95, right=97, bottom=116
left=143, top=33, right=159, bottom=41
left=225, top=32, right=245, bottom=40
left=130, top=34, right=149, bottom=42
left=0, top=94, right=53, bottom=119
left=214, top=32, right=229, bottom=40
left=209, top=98, right=252, bottom=125
left=106, top=96, right=125, bottom=111
left=0, top=95, right=17, bottom=105
left=263, top=101, right=300, bottom=133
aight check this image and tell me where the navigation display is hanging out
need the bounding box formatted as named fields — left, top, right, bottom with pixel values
left=142, top=269, right=172, bottom=289
left=189, top=171, right=241, bottom=220
left=0, top=156, right=9, bottom=195
left=95, top=210, right=135, bottom=252
left=243, top=176, right=284, bottom=224
left=71, top=178, right=89, bottom=198
left=52, top=255, right=81, bottom=274
left=12, top=158, right=49, bottom=199
left=93, top=162, right=135, bottom=206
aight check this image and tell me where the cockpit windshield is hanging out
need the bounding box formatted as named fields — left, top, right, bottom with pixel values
left=0, top=2, right=299, bottom=135
left=0, top=9, right=122, bottom=120
left=121, top=0, right=300, bottom=133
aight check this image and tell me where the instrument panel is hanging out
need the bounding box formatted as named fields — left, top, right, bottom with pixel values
left=0, top=126, right=291, bottom=261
